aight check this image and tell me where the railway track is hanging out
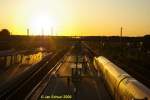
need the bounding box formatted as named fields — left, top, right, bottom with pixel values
left=25, top=54, right=65, bottom=100
left=0, top=49, right=68, bottom=100
left=24, top=44, right=111, bottom=100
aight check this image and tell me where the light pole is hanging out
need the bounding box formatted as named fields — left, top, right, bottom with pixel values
left=41, top=28, right=44, bottom=36
left=27, top=28, right=29, bottom=36
left=51, top=27, right=53, bottom=36
left=120, top=27, right=123, bottom=56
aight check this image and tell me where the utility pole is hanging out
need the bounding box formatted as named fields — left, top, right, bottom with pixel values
left=41, top=28, right=44, bottom=36
left=27, top=28, right=29, bottom=36
left=51, top=27, right=53, bottom=36
left=120, top=27, right=123, bottom=39
left=120, top=27, right=123, bottom=56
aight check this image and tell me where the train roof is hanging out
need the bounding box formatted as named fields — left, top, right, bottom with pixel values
left=19, top=50, right=39, bottom=55
left=0, top=50, right=18, bottom=57
left=0, top=50, right=40, bottom=57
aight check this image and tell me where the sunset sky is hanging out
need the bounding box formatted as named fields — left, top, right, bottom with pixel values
left=0, top=0, right=150, bottom=36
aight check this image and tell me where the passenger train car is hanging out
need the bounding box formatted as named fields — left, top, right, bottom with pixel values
left=0, top=50, right=48, bottom=68
left=94, top=56, right=150, bottom=100
left=21, top=51, right=43, bottom=65
left=0, top=50, right=22, bottom=68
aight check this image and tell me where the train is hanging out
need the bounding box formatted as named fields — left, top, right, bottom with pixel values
left=0, top=49, right=48, bottom=68
left=93, top=56, right=150, bottom=100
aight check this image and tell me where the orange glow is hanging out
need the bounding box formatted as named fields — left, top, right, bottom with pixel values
left=0, top=0, right=150, bottom=36
left=29, top=13, right=58, bottom=35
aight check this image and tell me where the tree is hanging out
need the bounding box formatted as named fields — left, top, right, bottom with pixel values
left=143, top=35, right=150, bottom=52
left=0, top=29, right=11, bottom=37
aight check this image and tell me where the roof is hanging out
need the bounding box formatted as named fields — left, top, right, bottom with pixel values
left=0, top=50, right=18, bottom=57
left=19, top=50, right=39, bottom=55
left=0, top=50, right=39, bottom=57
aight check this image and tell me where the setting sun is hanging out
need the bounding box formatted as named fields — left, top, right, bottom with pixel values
left=29, top=14, right=57, bottom=36
left=0, top=0, right=150, bottom=36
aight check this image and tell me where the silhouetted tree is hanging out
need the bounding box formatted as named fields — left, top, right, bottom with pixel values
left=143, top=35, right=150, bottom=52
left=0, top=29, right=11, bottom=37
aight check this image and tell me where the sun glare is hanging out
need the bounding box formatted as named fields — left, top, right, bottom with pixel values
left=29, top=14, right=57, bottom=36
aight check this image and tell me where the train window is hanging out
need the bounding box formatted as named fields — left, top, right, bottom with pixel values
left=0, top=57, right=5, bottom=66
left=119, top=95, right=123, bottom=100
left=26, top=57, right=30, bottom=60
left=0, top=57, right=5, bottom=60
